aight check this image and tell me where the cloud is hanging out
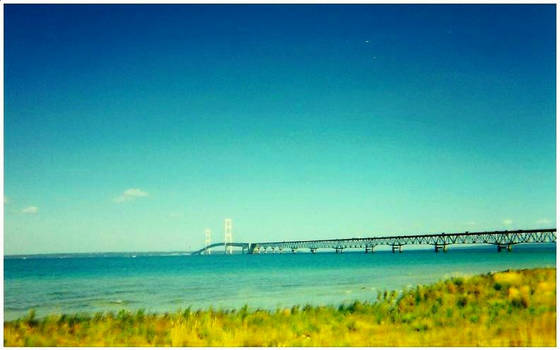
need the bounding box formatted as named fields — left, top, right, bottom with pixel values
left=503, top=219, right=513, bottom=226
left=536, top=218, right=552, bottom=225
left=21, top=206, right=38, bottom=214
left=114, top=188, right=149, bottom=203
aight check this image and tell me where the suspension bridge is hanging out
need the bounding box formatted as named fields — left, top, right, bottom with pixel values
left=191, top=228, right=556, bottom=255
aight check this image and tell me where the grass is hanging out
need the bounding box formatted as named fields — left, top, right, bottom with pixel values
left=4, top=267, right=556, bottom=346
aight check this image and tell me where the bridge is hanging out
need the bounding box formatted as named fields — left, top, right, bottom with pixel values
left=191, top=228, right=556, bottom=255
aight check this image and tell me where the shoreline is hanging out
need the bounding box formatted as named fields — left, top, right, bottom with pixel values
left=4, top=267, right=556, bottom=346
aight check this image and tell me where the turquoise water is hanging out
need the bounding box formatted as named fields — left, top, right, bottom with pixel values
left=4, top=245, right=556, bottom=321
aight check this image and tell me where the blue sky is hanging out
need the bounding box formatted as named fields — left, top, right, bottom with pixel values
left=4, top=4, right=556, bottom=254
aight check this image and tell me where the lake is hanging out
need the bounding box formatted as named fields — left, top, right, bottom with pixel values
left=4, top=244, right=556, bottom=320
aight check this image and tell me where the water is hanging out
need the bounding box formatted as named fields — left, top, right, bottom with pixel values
left=4, top=245, right=556, bottom=321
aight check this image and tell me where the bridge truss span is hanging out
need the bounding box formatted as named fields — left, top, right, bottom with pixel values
left=246, top=228, right=556, bottom=254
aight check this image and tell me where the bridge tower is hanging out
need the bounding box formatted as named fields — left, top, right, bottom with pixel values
left=204, top=228, right=212, bottom=255
left=224, top=218, right=233, bottom=254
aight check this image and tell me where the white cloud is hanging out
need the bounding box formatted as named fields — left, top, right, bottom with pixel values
left=466, top=221, right=477, bottom=226
left=114, top=188, right=149, bottom=203
left=21, top=206, right=38, bottom=214
left=536, top=218, right=552, bottom=225
left=503, top=219, right=513, bottom=226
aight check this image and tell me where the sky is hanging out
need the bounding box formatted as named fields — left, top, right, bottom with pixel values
left=4, top=4, right=556, bottom=255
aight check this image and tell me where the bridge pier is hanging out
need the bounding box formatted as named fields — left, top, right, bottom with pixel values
left=291, top=248, right=297, bottom=254
left=434, top=244, right=448, bottom=253
left=391, top=245, right=402, bottom=253
left=247, top=243, right=256, bottom=255
left=335, top=247, right=343, bottom=254
left=497, top=243, right=513, bottom=252
left=310, top=248, right=317, bottom=254
left=365, top=246, right=375, bottom=254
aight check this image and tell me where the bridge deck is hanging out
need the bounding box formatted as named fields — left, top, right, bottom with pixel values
left=191, top=242, right=248, bottom=255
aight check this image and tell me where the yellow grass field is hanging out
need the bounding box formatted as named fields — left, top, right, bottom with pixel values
left=4, top=267, right=556, bottom=347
